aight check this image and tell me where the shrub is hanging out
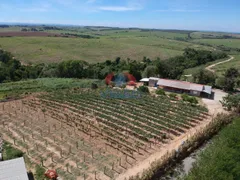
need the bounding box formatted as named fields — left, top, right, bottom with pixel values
left=181, top=94, right=198, bottom=104
left=169, top=93, right=177, bottom=99
left=156, top=89, right=166, bottom=96
left=91, top=83, right=98, bottom=90
left=137, top=86, right=149, bottom=93
left=35, top=165, right=46, bottom=180
left=3, top=142, right=23, bottom=160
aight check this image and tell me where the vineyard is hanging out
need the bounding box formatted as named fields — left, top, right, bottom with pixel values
left=0, top=89, right=209, bottom=180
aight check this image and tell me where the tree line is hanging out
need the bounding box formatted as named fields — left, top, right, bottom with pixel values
left=1, top=48, right=239, bottom=91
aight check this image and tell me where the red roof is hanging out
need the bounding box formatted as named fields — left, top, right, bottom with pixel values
left=45, top=170, right=58, bottom=179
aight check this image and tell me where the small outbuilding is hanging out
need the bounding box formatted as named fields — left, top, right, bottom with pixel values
left=0, top=157, right=29, bottom=180
left=140, top=77, right=160, bottom=87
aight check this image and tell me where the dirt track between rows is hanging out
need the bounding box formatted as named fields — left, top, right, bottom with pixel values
left=116, top=90, right=228, bottom=180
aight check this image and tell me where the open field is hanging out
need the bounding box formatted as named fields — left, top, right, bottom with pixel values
left=212, top=55, right=240, bottom=76
left=0, top=31, right=71, bottom=37
left=0, top=88, right=209, bottom=180
left=0, top=78, right=103, bottom=97
left=191, top=38, right=240, bottom=49
left=190, top=31, right=240, bottom=39
left=0, top=28, right=212, bottom=64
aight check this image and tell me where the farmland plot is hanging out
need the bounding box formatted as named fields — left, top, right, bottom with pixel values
left=0, top=90, right=209, bottom=180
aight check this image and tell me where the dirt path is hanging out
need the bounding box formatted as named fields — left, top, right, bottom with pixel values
left=206, top=56, right=234, bottom=73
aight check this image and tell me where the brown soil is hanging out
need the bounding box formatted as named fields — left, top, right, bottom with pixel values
left=0, top=94, right=213, bottom=180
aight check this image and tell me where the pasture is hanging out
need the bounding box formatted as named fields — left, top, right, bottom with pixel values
left=191, top=38, right=240, bottom=49
left=212, top=55, right=240, bottom=76
left=0, top=83, right=209, bottom=180
left=0, top=28, right=212, bottom=64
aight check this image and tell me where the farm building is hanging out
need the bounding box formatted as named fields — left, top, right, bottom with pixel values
left=140, top=77, right=159, bottom=87
left=0, top=157, right=29, bottom=180
left=140, top=78, right=212, bottom=97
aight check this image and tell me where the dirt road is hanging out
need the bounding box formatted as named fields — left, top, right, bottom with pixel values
left=206, top=56, right=234, bottom=73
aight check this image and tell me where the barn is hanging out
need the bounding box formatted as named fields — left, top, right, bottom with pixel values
left=140, top=78, right=212, bottom=97
left=157, top=78, right=212, bottom=97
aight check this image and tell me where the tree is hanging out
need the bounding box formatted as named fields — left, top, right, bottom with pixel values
left=193, top=69, right=216, bottom=86
left=137, top=86, right=149, bottom=93
left=142, top=65, right=157, bottom=78
left=115, top=57, right=121, bottom=65
left=221, top=68, right=240, bottom=91
left=220, top=94, right=240, bottom=113
left=225, top=68, right=239, bottom=79
left=129, top=62, right=143, bottom=81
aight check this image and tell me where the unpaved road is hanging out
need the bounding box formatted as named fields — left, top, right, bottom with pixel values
left=116, top=90, right=228, bottom=180
left=206, top=56, right=234, bottom=73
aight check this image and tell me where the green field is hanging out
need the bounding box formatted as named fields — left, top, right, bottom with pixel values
left=184, top=117, right=240, bottom=180
left=0, top=28, right=213, bottom=64
left=191, top=38, right=240, bottom=49
left=213, top=55, right=240, bottom=76
left=0, top=78, right=103, bottom=98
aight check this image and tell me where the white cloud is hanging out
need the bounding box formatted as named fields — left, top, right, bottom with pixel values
left=156, top=9, right=201, bottom=12
left=98, top=6, right=140, bottom=11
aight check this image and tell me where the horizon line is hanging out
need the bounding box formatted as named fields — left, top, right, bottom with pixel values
left=0, top=22, right=239, bottom=34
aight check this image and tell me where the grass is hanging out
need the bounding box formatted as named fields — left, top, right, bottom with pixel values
left=212, top=55, right=240, bottom=76
left=2, top=142, right=24, bottom=160
left=191, top=38, right=240, bottom=49
left=0, top=29, right=212, bottom=64
left=0, top=78, right=103, bottom=97
left=181, top=56, right=230, bottom=82
left=184, top=117, right=240, bottom=180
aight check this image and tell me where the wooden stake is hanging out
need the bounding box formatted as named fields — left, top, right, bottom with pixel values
left=112, top=162, right=115, bottom=170
left=76, top=141, right=79, bottom=149
left=95, top=171, right=98, bottom=180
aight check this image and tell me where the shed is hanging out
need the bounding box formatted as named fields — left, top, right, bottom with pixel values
left=0, top=157, right=29, bottom=180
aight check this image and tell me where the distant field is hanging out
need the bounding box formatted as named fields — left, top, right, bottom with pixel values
left=191, top=38, right=240, bottom=49
left=212, top=55, right=240, bottom=76
left=0, top=27, right=234, bottom=64
left=0, top=31, right=67, bottom=37
left=0, top=33, right=210, bottom=64
left=191, top=31, right=240, bottom=39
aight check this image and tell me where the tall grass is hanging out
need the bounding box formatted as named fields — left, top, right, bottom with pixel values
left=129, top=113, right=237, bottom=180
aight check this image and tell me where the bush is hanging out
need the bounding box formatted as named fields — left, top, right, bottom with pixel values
left=137, top=86, right=149, bottom=93
left=181, top=94, right=198, bottom=104
left=169, top=93, right=177, bottom=99
left=156, top=89, right=166, bottom=96
left=3, top=142, right=23, bottom=160
left=35, top=165, right=46, bottom=180
left=91, top=83, right=98, bottom=89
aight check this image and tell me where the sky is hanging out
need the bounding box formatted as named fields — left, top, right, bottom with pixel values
left=0, top=0, right=240, bottom=32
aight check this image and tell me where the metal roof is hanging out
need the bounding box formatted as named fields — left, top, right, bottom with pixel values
left=149, top=77, right=160, bottom=81
left=157, top=78, right=212, bottom=94
left=140, top=78, right=149, bottom=82
left=0, top=157, right=29, bottom=180
left=203, top=85, right=212, bottom=94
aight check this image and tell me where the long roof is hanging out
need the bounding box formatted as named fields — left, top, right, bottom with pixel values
left=157, top=78, right=212, bottom=94
left=0, top=157, right=29, bottom=180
